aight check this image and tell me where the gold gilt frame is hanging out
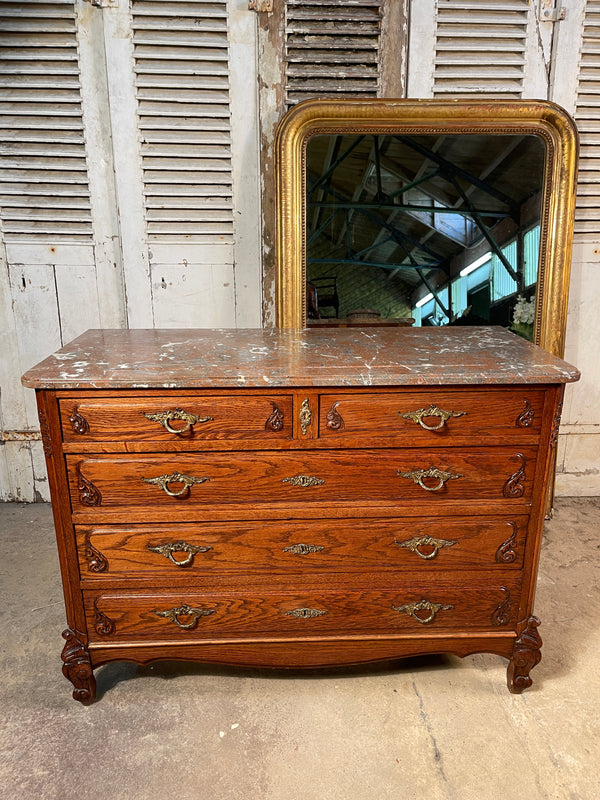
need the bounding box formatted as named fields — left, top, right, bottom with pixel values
left=275, top=98, right=578, bottom=357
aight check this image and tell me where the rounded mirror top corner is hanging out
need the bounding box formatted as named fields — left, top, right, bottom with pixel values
left=276, top=98, right=578, bottom=353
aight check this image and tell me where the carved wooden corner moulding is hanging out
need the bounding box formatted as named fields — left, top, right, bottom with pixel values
left=516, top=399, right=535, bottom=428
left=495, top=523, right=519, bottom=563
left=85, top=535, right=108, bottom=572
left=265, top=402, right=284, bottom=431
left=326, top=401, right=345, bottom=431
left=492, top=587, right=511, bottom=627
left=61, top=629, right=96, bottom=703
left=551, top=401, right=563, bottom=448
left=77, top=462, right=102, bottom=506
left=503, top=453, right=527, bottom=498
left=94, top=599, right=116, bottom=636
left=507, top=616, right=543, bottom=694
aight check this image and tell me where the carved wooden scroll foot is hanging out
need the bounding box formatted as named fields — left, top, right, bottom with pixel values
left=507, top=616, right=542, bottom=694
left=61, top=629, right=96, bottom=704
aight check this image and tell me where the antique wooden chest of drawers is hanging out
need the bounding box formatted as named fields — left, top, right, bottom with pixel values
left=22, top=326, right=579, bottom=702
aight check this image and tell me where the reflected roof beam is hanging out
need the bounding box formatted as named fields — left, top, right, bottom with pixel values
left=308, top=180, right=448, bottom=265
left=311, top=201, right=510, bottom=218
left=449, top=175, right=519, bottom=283
left=395, top=134, right=518, bottom=215
left=310, top=136, right=341, bottom=235
left=307, top=258, right=443, bottom=272
left=417, top=267, right=450, bottom=318
left=308, top=135, right=366, bottom=194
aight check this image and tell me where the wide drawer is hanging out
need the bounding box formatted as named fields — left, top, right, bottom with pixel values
left=59, top=394, right=293, bottom=442
left=77, top=516, right=528, bottom=580
left=68, top=447, right=538, bottom=517
left=319, top=388, right=545, bottom=444
left=86, top=578, right=522, bottom=642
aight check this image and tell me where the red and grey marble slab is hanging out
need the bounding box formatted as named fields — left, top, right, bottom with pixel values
left=22, top=326, right=580, bottom=389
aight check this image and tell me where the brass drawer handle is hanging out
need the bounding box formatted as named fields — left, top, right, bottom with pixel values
left=395, top=535, right=457, bottom=560
left=393, top=599, right=454, bottom=624
left=153, top=603, right=215, bottom=630
left=397, top=466, right=463, bottom=492
left=282, top=474, right=325, bottom=488
left=142, top=471, right=209, bottom=497
left=400, top=404, right=466, bottom=431
left=285, top=607, right=326, bottom=618
left=147, top=540, right=212, bottom=567
left=143, top=408, right=213, bottom=434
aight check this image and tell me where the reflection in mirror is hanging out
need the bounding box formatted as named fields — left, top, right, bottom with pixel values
left=306, top=133, right=545, bottom=340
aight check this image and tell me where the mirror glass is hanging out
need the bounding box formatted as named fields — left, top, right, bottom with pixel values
left=306, top=132, right=545, bottom=339
left=276, top=99, right=578, bottom=357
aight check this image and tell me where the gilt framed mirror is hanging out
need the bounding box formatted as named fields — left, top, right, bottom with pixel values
left=275, top=99, right=578, bottom=357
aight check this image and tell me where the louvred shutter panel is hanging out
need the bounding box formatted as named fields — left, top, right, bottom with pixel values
left=284, top=0, right=382, bottom=107
left=131, top=0, right=233, bottom=242
left=433, top=0, right=529, bottom=98
left=0, top=0, right=92, bottom=242
left=574, top=0, right=600, bottom=236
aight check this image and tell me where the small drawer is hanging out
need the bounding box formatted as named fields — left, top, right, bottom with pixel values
left=85, top=578, right=522, bottom=643
left=77, top=516, right=529, bottom=580
left=67, top=447, right=538, bottom=520
left=318, top=389, right=545, bottom=444
left=59, top=394, right=293, bottom=443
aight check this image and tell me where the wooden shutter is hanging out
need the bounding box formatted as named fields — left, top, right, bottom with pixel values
left=0, top=0, right=92, bottom=242
left=574, top=0, right=600, bottom=236
left=408, top=0, right=550, bottom=99
left=284, top=0, right=382, bottom=106
left=103, top=0, right=261, bottom=328
left=433, top=0, right=531, bottom=98
left=0, top=0, right=116, bottom=501
left=131, top=0, right=233, bottom=243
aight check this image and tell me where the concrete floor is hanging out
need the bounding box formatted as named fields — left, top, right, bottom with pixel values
left=1, top=500, right=599, bottom=800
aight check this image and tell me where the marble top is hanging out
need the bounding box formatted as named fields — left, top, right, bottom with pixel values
left=22, top=327, right=580, bottom=389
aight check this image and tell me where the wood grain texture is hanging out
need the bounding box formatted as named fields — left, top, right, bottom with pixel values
left=318, top=389, right=545, bottom=444
left=85, top=577, right=522, bottom=643
left=66, top=447, right=539, bottom=517
left=88, top=634, right=516, bottom=670
left=59, top=394, right=293, bottom=442
left=77, top=516, right=529, bottom=581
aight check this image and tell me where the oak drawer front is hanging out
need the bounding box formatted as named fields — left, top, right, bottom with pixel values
left=86, top=579, right=521, bottom=642
left=68, top=447, right=538, bottom=514
left=318, top=390, right=545, bottom=443
left=59, top=395, right=292, bottom=442
left=77, top=516, right=528, bottom=579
